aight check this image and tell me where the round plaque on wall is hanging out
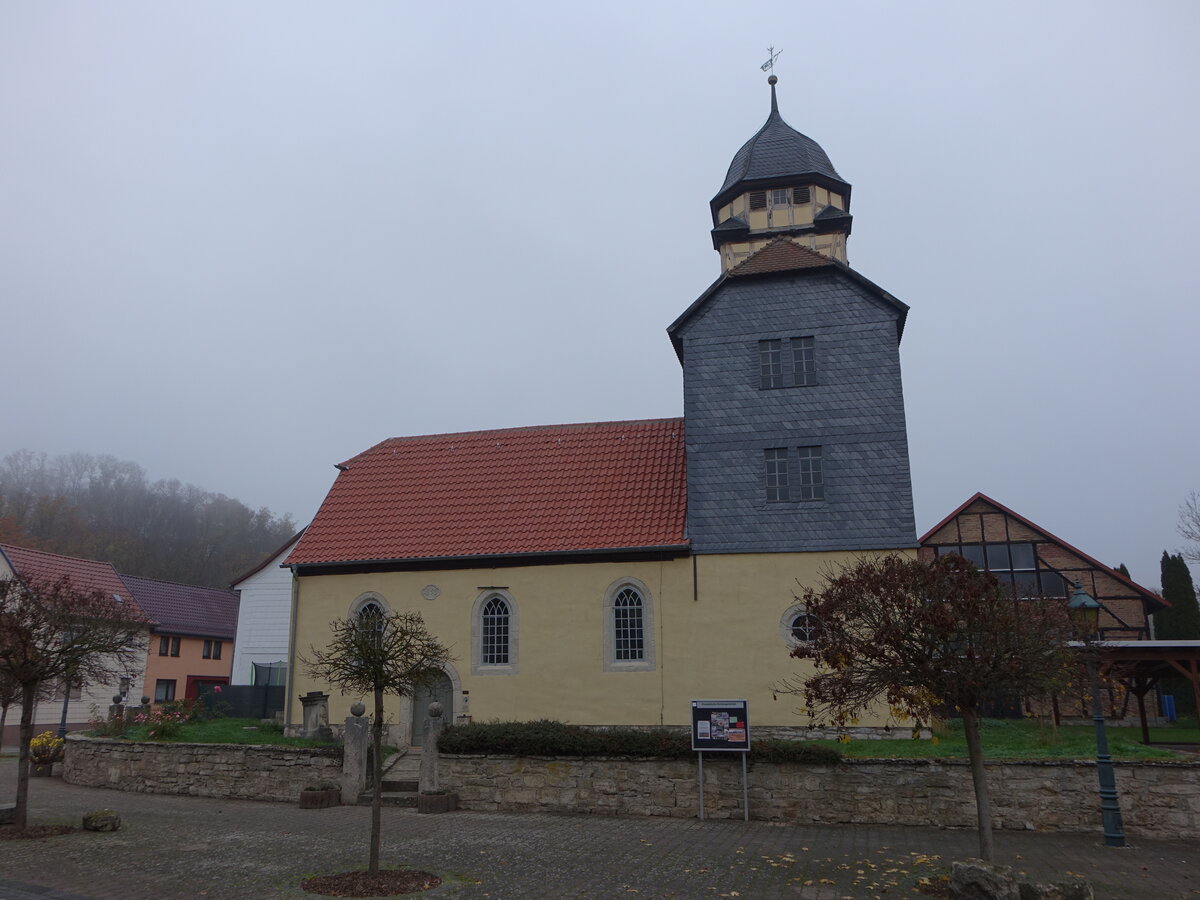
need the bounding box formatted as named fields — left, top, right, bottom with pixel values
left=421, top=584, right=441, bottom=601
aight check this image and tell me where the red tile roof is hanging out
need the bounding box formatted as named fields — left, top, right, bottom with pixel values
left=120, top=574, right=239, bottom=640
left=727, top=237, right=836, bottom=277
left=0, top=543, right=145, bottom=618
left=287, top=419, right=688, bottom=566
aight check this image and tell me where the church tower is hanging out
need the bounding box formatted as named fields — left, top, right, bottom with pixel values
left=669, top=75, right=916, bottom=557
left=709, top=76, right=853, bottom=272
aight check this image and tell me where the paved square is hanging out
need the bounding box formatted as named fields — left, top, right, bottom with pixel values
left=0, top=758, right=1194, bottom=899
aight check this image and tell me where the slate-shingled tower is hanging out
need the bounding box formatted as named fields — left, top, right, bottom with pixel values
left=709, top=75, right=854, bottom=272
left=670, top=77, right=917, bottom=555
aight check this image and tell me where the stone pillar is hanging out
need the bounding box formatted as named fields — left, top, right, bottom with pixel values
left=341, top=702, right=369, bottom=805
left=299, top=691, right=332, bottom=740
left=418, top=700, right=444, bottom=794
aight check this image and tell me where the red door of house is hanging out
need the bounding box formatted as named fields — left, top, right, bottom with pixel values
left=185, top=676, right=229, bottom=700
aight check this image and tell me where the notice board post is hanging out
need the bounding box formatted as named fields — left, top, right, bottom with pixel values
left=690, top=699, right=750, bottom=821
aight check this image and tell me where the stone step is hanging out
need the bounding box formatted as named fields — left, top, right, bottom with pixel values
left=383, top=755, right=421, bottom=779
left=358, top=791, right=417, bottom=808
left=381, top=778, right=418, bottom=792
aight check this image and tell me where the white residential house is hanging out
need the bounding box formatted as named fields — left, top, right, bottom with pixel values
left=229, top=530, right=304, bottom=686
left=0, top=544, right=151, bottom=743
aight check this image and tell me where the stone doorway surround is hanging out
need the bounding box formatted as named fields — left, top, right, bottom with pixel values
left=398, top=663, right=461, bottom=746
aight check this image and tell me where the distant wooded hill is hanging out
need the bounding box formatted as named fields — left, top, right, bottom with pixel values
left=0, top=450, right=296, bottom=588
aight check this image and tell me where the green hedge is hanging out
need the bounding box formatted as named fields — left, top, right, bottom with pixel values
left=438, top=719, right=840, bottom=765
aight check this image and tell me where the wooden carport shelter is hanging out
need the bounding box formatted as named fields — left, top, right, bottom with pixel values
left=1096, top=641, right=1200, bottom=743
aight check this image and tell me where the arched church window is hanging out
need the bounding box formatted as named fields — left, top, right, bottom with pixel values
left=357, top=600, right=385, bottom=648
left=481, top=596, right=510, bottom=665
left=613, top=587, right=645, bottom=661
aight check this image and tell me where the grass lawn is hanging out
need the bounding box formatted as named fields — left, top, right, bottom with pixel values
left=112, top=717, right=337, bottom=748
left=810, top=716, right=1200, bottom=761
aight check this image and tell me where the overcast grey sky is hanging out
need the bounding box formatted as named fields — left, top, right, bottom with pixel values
left=2, top=2, right=1197, bottom=589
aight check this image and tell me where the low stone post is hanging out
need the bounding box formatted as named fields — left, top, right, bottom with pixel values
left=341, top=702, right=369, bottom=805
left=418, top=701, right=443, bottom=794
left=299, top=691, right=332, bottom=741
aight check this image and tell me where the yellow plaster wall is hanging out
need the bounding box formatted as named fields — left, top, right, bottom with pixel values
left=288, top=549, right=914, bottom=733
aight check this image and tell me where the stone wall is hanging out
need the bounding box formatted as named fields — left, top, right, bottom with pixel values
left=61, top=734, right=1200, bottom=841
left=63, top=735, right=342, bottom=802
left=444, top=754, right=1200, bottom=841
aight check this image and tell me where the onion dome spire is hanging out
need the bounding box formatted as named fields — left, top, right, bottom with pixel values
left=709, top=76, right=854, bottom=271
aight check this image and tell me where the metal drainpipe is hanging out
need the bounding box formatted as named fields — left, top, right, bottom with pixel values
left=284, top=565, right=300, bottom=730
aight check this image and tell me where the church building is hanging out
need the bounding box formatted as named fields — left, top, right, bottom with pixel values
left=285, top=77, right=918, bottom=743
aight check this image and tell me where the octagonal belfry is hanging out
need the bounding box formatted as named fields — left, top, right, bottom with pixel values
left=711, top=75, right=853, bottom=271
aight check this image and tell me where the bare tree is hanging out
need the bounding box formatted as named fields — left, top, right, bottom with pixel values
left=1179, top=491, right=1200, bottom=563
left=0, top=671, right=18, bottom=753
left=0, top=449, right=296, bottom=587
left=0, top=576, right=147, bottom=828
left=776, top=554, right=1078, bottom=862
left=304, top=609, right=452, bottom=874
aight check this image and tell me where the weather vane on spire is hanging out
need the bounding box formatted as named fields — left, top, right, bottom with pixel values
left=760, top=46, right=782, bottom=75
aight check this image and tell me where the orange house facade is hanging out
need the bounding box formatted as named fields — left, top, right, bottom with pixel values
left=122, top=575, right=239, bottom=704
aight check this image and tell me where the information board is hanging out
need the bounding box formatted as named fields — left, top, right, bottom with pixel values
left=690, top=699, right=750, bottom=752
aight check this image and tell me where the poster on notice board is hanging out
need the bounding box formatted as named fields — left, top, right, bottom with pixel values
left=690, top=699, right=750, bottom=752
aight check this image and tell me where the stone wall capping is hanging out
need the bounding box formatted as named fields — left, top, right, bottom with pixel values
left=64, top=733, right=342, bottom=757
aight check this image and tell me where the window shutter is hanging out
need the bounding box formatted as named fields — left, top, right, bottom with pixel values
left=749, top=191, right=767, bottom=210
left=792, top=186, right=811, bottom=204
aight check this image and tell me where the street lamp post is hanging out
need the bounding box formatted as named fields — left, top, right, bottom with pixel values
left=1068, top=580, right=1126, bottom=847
left=57, top=626, right=82, bottom=739
left=56, top=672, right=72, bottom=739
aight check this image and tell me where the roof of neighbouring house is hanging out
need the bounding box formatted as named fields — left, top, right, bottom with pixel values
left=286, top=418, right=689, bottom=567
left=120, top=574, right=240, bottom=640
left=0, top=543, right=145, bottom=617
left=919, top=492, right=1168, bottom=611
left=230, top=528, right=306, bottom=588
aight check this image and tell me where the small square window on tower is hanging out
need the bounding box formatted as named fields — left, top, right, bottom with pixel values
left=771, top=188, right=790, bottom=207
left=758, top=337, right=814, bottom=389
left=765, top=448, right=790, bottom=502
left=759, top=339, right=787, bottom=389
left=792, top=336, right=816, bottom=386
left=796, top=446, right=824, bottom=501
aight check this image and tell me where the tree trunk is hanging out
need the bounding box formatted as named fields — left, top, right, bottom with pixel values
left=369, top=685, right=383, bottom=874
left=0, top=701, right=8, bottom=753
left=961, top=707, right=994, bottom=862
left=15, top=684, right=37, bottom=829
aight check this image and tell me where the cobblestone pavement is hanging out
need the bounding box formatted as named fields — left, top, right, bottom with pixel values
left=0, top=759, right=1195, bottom=900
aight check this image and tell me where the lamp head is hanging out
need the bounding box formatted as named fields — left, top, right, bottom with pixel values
left=1067, top=580, right=1101, bottom=637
